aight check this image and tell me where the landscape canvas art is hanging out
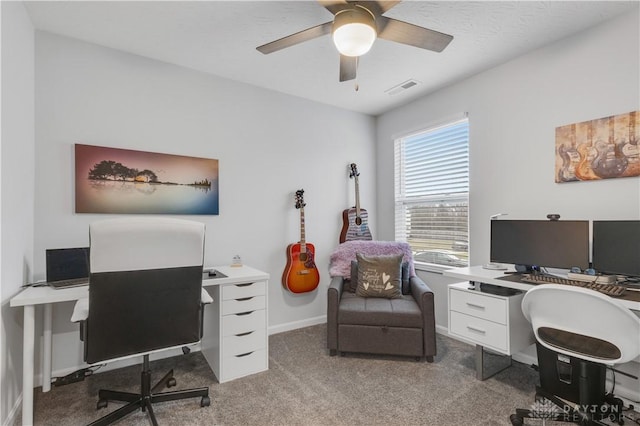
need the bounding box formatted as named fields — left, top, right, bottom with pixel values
left=75, top=144, right=219, bottom=214
left=555, top=110, right=639, bottom=183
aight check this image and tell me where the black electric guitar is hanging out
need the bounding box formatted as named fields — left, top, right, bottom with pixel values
left=592, top=115, right=628, bottom=179
left=339, top=163, right=372, bottom=243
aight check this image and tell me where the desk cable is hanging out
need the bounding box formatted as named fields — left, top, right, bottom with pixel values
left=21, top=280, right=47, bottom=288
left=52, top=363, right=105, bottom=387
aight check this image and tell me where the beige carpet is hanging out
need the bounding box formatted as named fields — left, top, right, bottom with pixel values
left=21, top=324, right=630, bottom=425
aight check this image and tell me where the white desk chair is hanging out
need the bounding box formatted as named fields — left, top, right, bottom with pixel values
left=510, top=284, right=640, bottom=426
left=72, top=217, right=212, bottom=426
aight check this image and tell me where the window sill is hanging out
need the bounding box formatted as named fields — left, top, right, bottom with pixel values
left=414, top=261, right=463, bottom=274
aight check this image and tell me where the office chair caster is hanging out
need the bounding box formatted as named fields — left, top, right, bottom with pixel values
left=96, top=399, right=108, bottom=410
left=167, top=377, right=177, bottom=387
left=200, top=396, right=211, bottom=407
left=509, top=414, right=523, bottom=426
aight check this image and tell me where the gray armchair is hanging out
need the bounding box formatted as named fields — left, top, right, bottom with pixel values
left=327, top=243, right=436, bottom=361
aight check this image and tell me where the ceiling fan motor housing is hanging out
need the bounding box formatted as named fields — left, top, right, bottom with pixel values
left=332, top=6, right=377, bottom=57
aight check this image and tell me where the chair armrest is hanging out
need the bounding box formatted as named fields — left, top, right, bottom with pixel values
left=201, top=288, right=213, bottom=304
left=329, top=276, right=345, bottom=299
left=410, top=275, right=437, bottom=359
left=410, top=275, right=433, bottom=302
left=327, top=276, right=345, bottom=351
left=71, top=297, right=89, bottom=323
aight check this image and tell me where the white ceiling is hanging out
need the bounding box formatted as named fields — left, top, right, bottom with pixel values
left=24, top=1, right=638, bottom=116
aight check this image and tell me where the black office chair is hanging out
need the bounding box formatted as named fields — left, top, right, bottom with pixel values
left=510, top=284, right=640, bottom=426
left=71, top=217, right=211, bottom=426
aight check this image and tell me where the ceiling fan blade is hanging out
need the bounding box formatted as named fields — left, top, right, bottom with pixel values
left=377, top=16, right=453, bottom=52
left=257, top=21, right=333, bottom=54
left=317, top=0, right=349, bottom=15
left=339, top=55, right=357, bottom=82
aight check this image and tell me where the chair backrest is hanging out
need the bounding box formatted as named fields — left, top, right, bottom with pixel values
left=85, top=217, right=205, bottom=364
left=522, top=284, right=640, bottom=365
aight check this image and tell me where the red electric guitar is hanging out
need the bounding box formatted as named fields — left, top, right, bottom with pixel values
left=339, top=163, right=372, bottom=243
left=282, top=190, right=320, bottom=293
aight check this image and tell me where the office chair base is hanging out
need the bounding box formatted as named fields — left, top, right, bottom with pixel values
left=89, top=356, right=210, bottom=426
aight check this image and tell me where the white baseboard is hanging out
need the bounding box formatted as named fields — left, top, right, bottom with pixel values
left=38, top=319, right=327, bottom=389
left=42, top=345, right=198, bottom=389
left=268, top=315, right=326, bottom=335
left=512, top=351, right=537, bottom=366
left=435, top=324, right=449, bottom=336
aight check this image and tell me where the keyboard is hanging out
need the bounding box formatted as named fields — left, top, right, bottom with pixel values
left=520, top=274, right=625, bottom=297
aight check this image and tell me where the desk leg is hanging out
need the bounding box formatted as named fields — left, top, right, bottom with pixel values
left=475, top=344, right=512, bottom=381
left=22, top=305, right=35, bottom=426
left=43, top=303, right=53, bottom=392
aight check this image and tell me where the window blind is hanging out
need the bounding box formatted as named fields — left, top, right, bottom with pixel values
left=394, top=118, right=469, bottom=266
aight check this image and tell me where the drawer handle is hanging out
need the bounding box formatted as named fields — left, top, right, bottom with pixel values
left=236, top=283, right=253, bottom=287
left=236, top=331, right=254, bottom=337
left=236, top=351, right=254, bottom=358
left=466, top=302, right=486, bottom=310
left=236, top=297, right=253, bottom=302
left=236, top=311, right=254, bottom=316
left=466, top=325, right=486, bottom=335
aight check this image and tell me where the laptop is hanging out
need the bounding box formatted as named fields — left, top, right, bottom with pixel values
left=46, top=247, right=90, bottom=289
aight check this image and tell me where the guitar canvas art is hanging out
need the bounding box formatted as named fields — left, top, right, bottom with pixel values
left=555, top=111, right=639, bottom=183
left=75, top=144, right=219, bottom=214
left=282, top=190, right=320, bottom=294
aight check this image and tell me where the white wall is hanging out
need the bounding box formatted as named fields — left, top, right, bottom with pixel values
left=33, top=32, right=376, bottom=380
left=376, top=9, right=640, bottom=329
left=1, top=2, right=36, bottom=424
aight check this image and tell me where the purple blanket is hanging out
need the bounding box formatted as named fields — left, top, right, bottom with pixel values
left=329, top=241, right=416, bottom=279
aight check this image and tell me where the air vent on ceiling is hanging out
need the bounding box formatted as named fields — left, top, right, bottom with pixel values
left=385, top=79, right=420, bottom=96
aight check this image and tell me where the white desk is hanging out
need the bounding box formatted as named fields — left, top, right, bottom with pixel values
left=444, top=265, right=640, bottom=311
left=10, top=265, right=269, bottom=426
left=443, top=266, right=640, bottom=380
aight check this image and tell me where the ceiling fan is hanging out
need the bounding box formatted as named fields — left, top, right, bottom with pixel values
left=256, top=1, right=453, bottom=82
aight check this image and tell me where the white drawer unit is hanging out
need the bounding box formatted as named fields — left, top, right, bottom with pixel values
left=222, top=328, right=266, bottom=357
left=448, top=281, right=534, bottom=380
left=222, top=281, right=266, bottom=300
left=200, top=266, right=269, bottom=383
left=449, top=290, right=507, bottom=324
left=222, top=309, right=266, bottom=336
left=222, top=296, right=266, bottom=316
left=223, top=349, right=268, bottom=381
left=450, top=311, right=509, bottom=352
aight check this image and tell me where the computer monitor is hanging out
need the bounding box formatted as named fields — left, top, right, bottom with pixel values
left=490, top=220, right=589, bottom=270
left=592, top=220, right=640, bottom=277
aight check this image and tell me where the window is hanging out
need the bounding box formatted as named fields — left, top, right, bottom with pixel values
left=394, top=117, right=469, bottom=269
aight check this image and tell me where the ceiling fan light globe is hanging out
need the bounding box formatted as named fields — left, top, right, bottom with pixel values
left=333, top=24, right=376, bottom=56
left=332, top=7, right=377, bottom=57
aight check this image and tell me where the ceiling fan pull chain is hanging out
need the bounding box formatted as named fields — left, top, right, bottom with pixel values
left=354, top=56, right=359, bottom=91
